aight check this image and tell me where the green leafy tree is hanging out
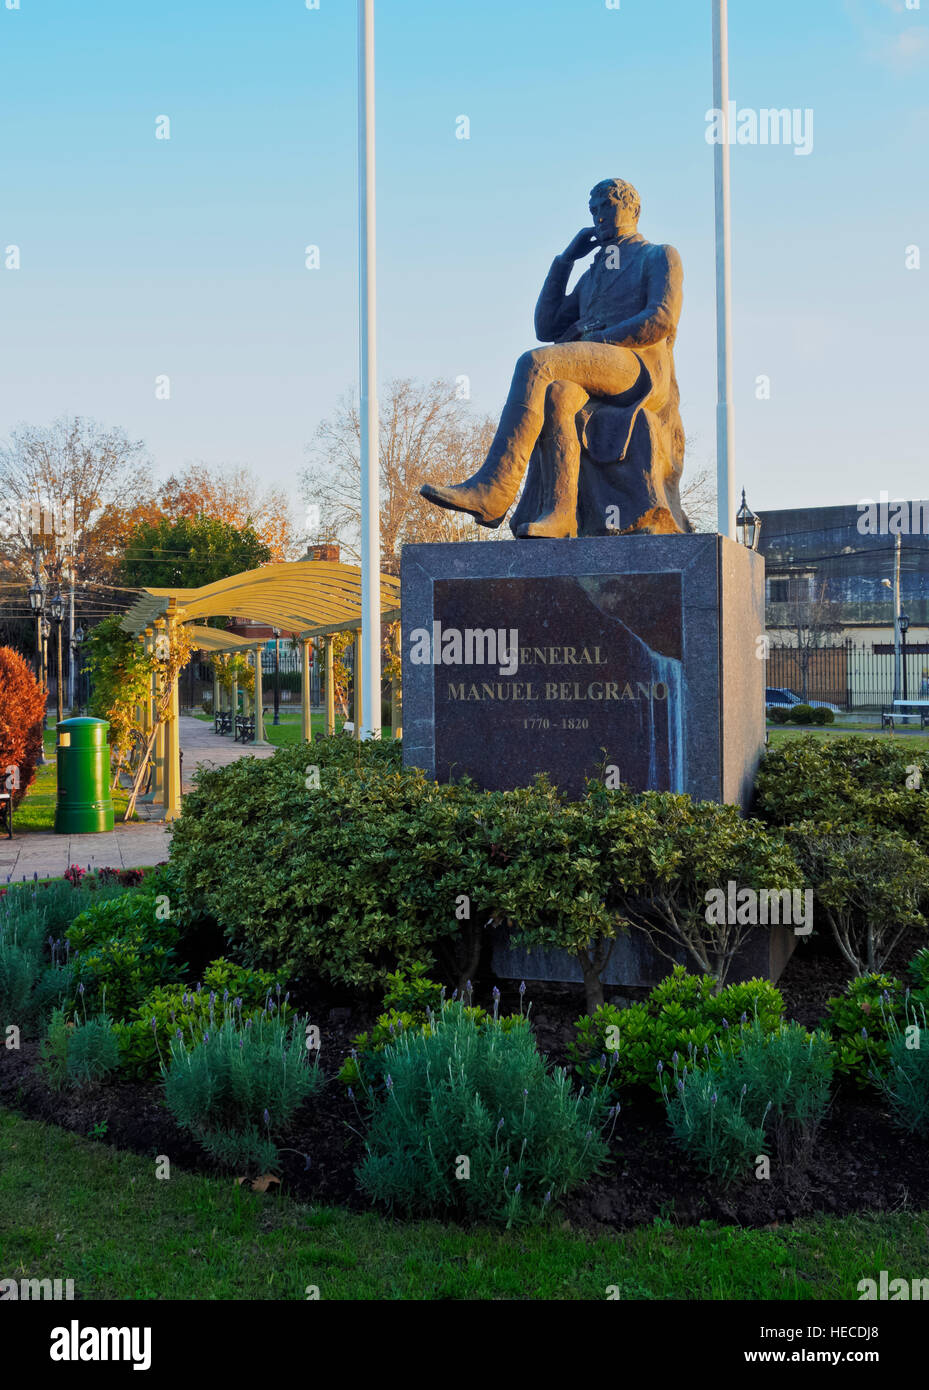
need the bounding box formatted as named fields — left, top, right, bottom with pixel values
left=82, top=617, right=157, bottom=773
left=119, top=515, right=271, bottom=590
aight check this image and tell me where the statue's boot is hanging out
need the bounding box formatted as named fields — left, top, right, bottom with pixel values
left=419, top=403, right=542, bottom=527
left=515, top=469, right=579, bottom=538
left=516, top=411, right=581, bottom=539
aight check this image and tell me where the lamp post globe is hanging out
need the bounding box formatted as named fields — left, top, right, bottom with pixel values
left=735, top=488, right=761, bottom=552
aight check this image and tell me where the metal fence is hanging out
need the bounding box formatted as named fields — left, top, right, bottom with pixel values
left=766, top=641, right=929, bottom=710
left=184, top=649, right=328, bottom=710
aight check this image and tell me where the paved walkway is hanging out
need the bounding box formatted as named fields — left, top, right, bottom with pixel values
left=1, top=716, right=276, bottom=881
left=177, top=713, right=277, bottom=787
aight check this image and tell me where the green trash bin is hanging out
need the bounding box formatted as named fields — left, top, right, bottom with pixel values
left=54, top=717, right=115, bottom=834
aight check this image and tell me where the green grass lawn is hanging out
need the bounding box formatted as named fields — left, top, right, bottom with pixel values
left=0, top=1109, right=925, bottom=1301
left=767, top=724, right=929, bottom=751
left=14, top=728, right=134, bottom=834
left=191, top=709, right=395, bottom=747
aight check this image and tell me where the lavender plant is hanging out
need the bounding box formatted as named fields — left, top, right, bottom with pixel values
left=663, top=1020, right=832, bottom=1183
left=66, top=1012, right=121, bottom=1087
left=163, top=1009, right=322, bottom=1172
left=875, top=1000, right=929, bottom=1137
left=355, top=1001, right=613, bottom=1226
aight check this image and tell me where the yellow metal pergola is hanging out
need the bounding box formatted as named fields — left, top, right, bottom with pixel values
left=120, top=561, right=401, bottom=821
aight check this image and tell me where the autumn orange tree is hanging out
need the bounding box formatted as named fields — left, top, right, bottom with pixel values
left=158, top=463, right=298, bottom=561
left=0, top=647, right=47, bottom=808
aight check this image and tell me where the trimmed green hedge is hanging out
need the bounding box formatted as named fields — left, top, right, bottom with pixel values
left=168, top=740, right=800, bottom=1007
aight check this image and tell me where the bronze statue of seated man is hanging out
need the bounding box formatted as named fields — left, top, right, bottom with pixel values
left=420, top=177, right=689, bottom=538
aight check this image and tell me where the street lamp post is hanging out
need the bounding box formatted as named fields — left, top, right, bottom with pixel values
left=272, top=629, right=281, bottom=726
left=28, top=574, right=44, bottom=683
left=899, top=613, right=910, bottom=702
left=71, top=626, right=85, bottom=712
left=40, top=618, right=50, bottom=720
left=28, top=574, right=47, bottom=766
left=735, top=488, right=761, bottom=551
left=882, top=554, right=903, bottom=701
left=51, top=591, right=64, bottom=728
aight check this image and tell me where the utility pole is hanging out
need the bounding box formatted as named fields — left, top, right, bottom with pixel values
left=67, top=558, right=75, bottom=711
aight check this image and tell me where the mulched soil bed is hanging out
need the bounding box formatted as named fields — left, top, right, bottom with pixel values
left=2, top=930, right=927, bottom=1234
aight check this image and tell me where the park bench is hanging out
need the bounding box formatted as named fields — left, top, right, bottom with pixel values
left=0, top=790, right=11, bottom=840
left=214, top=710, right=233, bottom=736
left=234, top=709, right=267, bottom=743
left=881, top=699, right=929, bottom=732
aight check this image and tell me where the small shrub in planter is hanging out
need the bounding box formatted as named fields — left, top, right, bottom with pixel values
left=167, top=742, right=470, bottom=989
left=618, top=792, right=802, bottom=991
left=66, top=1013, right=121, bottom=1088
left=114, top=959, right=283, bottom=1080
left=68, top=927, right=181, bottom=1019
left=876, top=1001, right=929, bottom=1136
left=810, top=706, right=835, bottom=725
left=569, top=965, right=785, bottom=1098
left=663, top=1020, right=833, bottom=1183
left=355, top=1002, right=612, bottom=1226
left=164, top=1010, right=322, bottom=1172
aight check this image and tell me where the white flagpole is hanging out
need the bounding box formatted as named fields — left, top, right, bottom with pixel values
left=713, top=0, right=736, bottom=539
left=358, top=0, right=382, bottom=738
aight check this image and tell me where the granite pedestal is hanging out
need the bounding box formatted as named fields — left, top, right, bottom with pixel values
left=401, top=535, right=782, bottom=988
left=402, top=534, right=765, bottom=806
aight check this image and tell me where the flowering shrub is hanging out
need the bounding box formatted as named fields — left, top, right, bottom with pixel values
left=355, top=1002, right=612, bottom=1226
left=164, top=1010, right=321, bottom=1171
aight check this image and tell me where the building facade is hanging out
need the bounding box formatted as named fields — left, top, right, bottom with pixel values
left=758, top=504, right=929, bottom=708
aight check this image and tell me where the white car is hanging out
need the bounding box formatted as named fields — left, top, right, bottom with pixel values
left=765, top=687, right=842, bottom=714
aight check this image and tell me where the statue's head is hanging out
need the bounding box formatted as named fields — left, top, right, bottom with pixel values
left=589, top=178, right=641, bottom=243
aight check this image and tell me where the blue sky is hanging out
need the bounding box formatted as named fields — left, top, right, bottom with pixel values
left=1, top=0, right=927, bottom=520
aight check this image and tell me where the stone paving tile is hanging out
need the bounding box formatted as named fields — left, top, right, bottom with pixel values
left=1, top=824, right=173, bottom=882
